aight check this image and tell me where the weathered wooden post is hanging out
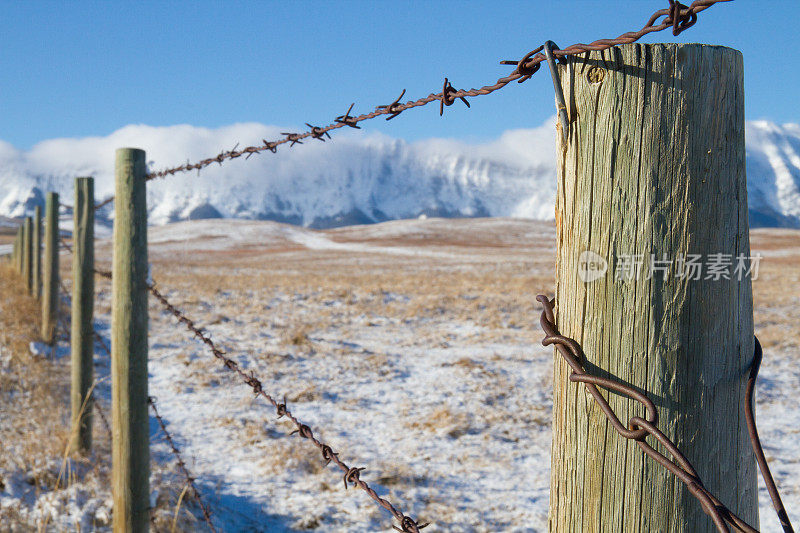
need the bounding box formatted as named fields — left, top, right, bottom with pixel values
left=111, top=148, right=149, bottom=532
left=548, top=44, right=757, bottom=532
left=22, top=217, right=32, bottom=293
left=16, top=225, right=23, bottom=273
left=70, top=177, right=95, bottom=454
left=12, top=226, right=20, bottom=271
left=42, top=193, right=59, bottom=345
left=32, top=206, right=42, bottom=299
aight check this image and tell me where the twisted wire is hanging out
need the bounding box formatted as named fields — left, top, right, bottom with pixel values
left=537, top=295, right=793, bottom=533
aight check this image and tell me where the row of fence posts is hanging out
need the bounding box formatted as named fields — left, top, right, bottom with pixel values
left=7, top=148, right=150, bottom=532
left=9, top=193, right=59, bottom=348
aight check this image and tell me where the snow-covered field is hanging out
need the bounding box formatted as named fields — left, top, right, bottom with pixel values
left=2, top=217, right=799, bottom=532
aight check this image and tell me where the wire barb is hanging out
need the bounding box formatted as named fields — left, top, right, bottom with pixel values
left=500, top=45, right=544, bottom=83
left=393, top=516, right=430, bottom=533
left=668, top=0, right=698, bottom=35
left=281, top=132, right=303, bottom=146
left=343, top=467, right=366, bottom=490
left=439, top=78, right=470, bottom=116
left=306, top=123, right=332, bottom=141
left=376, top=89, right=407, bottom=121
left=335, top=103, right=361, bottom=129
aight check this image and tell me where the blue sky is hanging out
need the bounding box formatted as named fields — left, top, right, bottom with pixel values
left=2, top=0, right=799, bottom=150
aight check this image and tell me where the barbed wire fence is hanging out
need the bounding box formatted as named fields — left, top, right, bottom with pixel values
left=61, top=239, right=425, bottom=530
left=7, top=0, right=797, bottom=531
left=56, top=273, right=218, bottom=531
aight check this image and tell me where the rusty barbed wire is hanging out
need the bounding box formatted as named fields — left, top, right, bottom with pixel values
left=57, top=261, right=218, bottom=531
left=80, top=260, right=426, bottom=530
left=94, top=397, right=113, bottom=442
left=149, top=396, right=218, bottom=533
left=136, top=0, right=726, bottom=184
left=60, top=199, right=114, bottom=213
left=146, top=282, right=427, bottom=533
left=537, top=295, right=793, bottom=533
left=94, top=197, right=115, bottom=211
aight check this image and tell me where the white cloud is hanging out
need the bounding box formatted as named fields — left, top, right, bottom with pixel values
left=0, top=119, right=559, bottom=226
left=2, top=117, right=799, bottom=228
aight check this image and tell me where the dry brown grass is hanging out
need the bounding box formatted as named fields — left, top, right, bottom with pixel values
left=0, top=263, right=71, bottom=469
left=750, top=230, right=800, bottom=350
left=0, top=262, right=209, bottom=531
left=0, top=262, right=80, bottom=528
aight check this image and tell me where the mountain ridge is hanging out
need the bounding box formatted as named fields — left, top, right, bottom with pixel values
left=0, top=119, right=798, bottom=229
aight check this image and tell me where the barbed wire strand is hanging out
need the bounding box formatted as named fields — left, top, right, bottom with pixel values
left=144, top=282, right=427, bottom=533
left=57, top=254, right=218, bottom=532
left=70, top=253, right=426, bottom=532
left=50, top=2, right=726, bottom=213
left=537, top=295, right=793, bottom=533
left=148, top=396, right=218, bottom=533
left=71, top=0, right=726, bottom=215
left=88, top=292, right=218, bottom=533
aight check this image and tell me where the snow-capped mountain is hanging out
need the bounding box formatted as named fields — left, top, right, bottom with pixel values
left=745, top=121, right=800, bottom=228
left=0, top=118, right=799, bottom=228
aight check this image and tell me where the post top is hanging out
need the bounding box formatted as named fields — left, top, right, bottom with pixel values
left=589, top=41, right=742, bottom=57
left=116, top=147, right=145, bottom=154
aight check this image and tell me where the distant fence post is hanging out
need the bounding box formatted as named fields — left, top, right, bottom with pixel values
left=42, top=192, right=59, bottom=346
left=70, top=177, right=95, bottom=455
left=12, top=226, right=20, bottom=270
left=22, top=216, right=32, bottom=293
left=548, top=43, right=757, bottom=531
left=33, top=206, right=42, bottom=299
left=16, top=225, right=23, bottom=273
left=111, top=148, right=150, bottom=532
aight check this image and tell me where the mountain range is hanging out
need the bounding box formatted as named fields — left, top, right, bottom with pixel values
left=0, top=118, right=798, bottom=229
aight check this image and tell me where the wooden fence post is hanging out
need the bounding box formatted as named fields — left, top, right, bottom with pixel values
left=23, top=217, right=32, bottom=293
left=33, top=206, right=42, bottom=299
left=70, top=177, right=95, bottom=455
left=42, top=192, right=59, bottom=346
left=548, top=44, right=757, bottom=532
left=16, top=225, right=23, bottom=273
left=112, top=148, right=149, bottom=532
left=12, top=226, right=20, bottom=271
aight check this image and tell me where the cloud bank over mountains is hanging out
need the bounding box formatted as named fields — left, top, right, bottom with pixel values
left=0, top=117, right=799, bottom=228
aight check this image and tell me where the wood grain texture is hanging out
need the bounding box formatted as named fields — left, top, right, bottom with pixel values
left=111, top=149, right=150, bottom=533
left=41, top=194, right=58, bottom=345
left=70, top=177, right=95, bottom=455
left=549, top=43, right=757, bottom=532
left=33, top=206, right=41, bottom=300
